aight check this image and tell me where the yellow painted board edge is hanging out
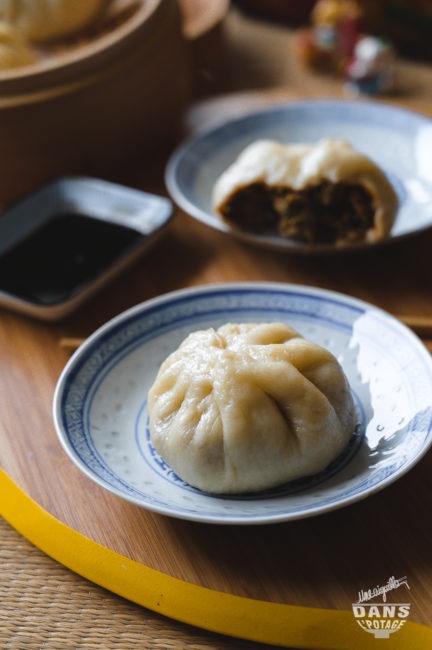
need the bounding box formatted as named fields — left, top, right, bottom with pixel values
left=1, top=470, right=431, bottom=650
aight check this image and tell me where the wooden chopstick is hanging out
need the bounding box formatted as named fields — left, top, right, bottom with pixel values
left=396, top=315, right=432, bottom=339
left=377, top=315, right=432, bottom=353
left=59, top=337, right=85, bottom=351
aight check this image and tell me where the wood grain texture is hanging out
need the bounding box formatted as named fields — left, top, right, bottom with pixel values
left=2, top=196, right=432, bottom=625
left=2, top=7, right=432, bottom=643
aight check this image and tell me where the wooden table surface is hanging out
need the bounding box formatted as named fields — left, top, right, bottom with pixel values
left=2, top=6, right=432, bottom=649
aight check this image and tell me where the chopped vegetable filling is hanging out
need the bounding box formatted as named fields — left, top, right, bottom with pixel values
left=219, top=181, right=375, bottom=245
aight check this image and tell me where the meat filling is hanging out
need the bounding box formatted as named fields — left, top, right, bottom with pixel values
left=219, top=181, right=376, bottom=245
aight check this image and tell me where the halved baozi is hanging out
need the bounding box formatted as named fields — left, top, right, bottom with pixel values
left=148, top=322, right=355, bottom=494
left=213, top=139, right=398, bottom=246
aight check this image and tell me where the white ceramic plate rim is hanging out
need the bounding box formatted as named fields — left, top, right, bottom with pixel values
left=53, top=282, right=432, bottom=524
left=165, top=99, right=432, bottom=254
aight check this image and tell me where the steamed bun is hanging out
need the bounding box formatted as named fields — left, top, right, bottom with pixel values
left=0, top=22, right=36, bottom=69
left=0, top=0, right=109, bottom=42
left=213, top=139, right=398, bottom=245
left=148, top=322, right=355, bottom=494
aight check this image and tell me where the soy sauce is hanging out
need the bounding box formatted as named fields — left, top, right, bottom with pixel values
left=0, top=213, right=142, bottom=305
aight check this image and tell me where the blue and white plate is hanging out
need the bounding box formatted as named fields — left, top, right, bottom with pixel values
left=53, top=283, right=432, bottom=524
left=166, top=100, right=432, bottom=253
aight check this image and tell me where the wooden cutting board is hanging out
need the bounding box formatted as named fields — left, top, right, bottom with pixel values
left=2, top=197, right=432, bottom=649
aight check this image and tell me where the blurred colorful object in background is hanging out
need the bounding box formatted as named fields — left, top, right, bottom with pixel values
left=234, top=0, right=432, bottom=61
left=345, top=35, right=396, bottom=96
left=295, top=0, right=365, bottom=76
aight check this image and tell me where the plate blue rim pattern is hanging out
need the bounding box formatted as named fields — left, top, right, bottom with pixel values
left=53, top=283, right=432, bottom=524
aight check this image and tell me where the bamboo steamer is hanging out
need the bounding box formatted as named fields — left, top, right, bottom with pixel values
left=0, top=0, right=193, bottom=206
left=179, top=0, right=229, bottom=95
